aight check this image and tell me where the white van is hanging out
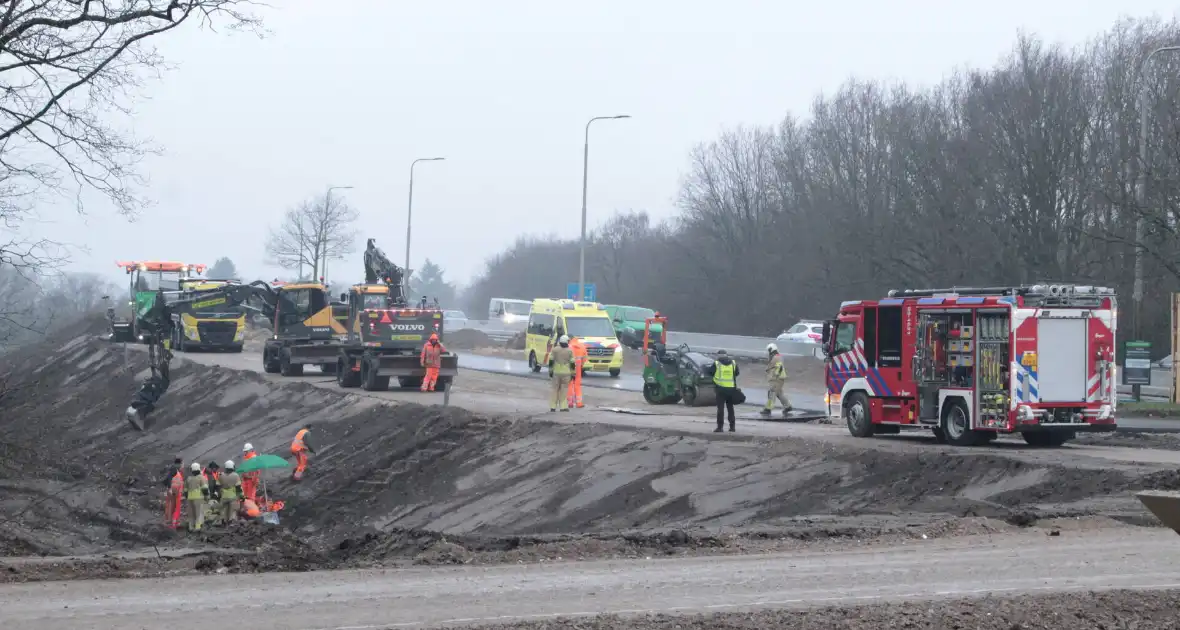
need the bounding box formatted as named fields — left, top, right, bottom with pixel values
left=488, top=298, right=532, bottom=325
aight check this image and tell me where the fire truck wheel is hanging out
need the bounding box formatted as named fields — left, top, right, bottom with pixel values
left=1021, top=431, right=1073, bottom=447
left=940, top=398, right=981, bottom=446
left=844, top=392, right=874, bottom=438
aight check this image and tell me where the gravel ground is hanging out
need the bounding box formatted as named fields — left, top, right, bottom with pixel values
left=463, top=589, right=1180, bottom=630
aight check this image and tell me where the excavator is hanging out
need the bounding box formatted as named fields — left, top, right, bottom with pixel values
left=123, top=279, right=341, bottom=430
left=333, top=239, right=458, bottom=391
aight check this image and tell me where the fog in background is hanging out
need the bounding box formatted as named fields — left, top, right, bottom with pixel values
left=25, top=0, right=1172, bottom=291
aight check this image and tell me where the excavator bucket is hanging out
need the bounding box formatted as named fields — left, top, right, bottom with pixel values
left=1136, top=491, right=1180, bottom=534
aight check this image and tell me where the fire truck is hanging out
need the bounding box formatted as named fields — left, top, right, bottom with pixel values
left=821, top=284, right=1118, bottom=447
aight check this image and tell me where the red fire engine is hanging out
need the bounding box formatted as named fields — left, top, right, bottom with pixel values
left=821, top=284, right=1118, bottom=447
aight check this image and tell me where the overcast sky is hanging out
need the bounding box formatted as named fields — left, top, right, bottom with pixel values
left=29, top=0, right=1180, bottom=291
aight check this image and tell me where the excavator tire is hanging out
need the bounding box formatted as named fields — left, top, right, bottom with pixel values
left=262, top=349, right=280, bottom=374
left=336, top=358, right=360, bottom=388
left=1137, top=491, right=1180, bottom=535
left=279, top=351, right=303, bottom=377
left=360, top=363, right=389, bottom=391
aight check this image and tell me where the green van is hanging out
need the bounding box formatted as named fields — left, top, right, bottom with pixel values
left=603, top=305, right=662, bottom=349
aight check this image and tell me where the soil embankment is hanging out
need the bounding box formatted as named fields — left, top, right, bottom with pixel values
left=1, top=315, right=1178, bottom=582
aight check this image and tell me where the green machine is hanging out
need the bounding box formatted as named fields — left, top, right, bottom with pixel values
left=107, top=260, right=206, bottom=343
left=640, top=316, right=719, bottom=407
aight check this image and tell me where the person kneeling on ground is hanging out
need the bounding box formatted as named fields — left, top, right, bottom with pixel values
left=706, top=349, right=740, bottom=433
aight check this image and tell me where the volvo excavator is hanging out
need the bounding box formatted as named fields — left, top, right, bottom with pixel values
left=333, top=239, right=458, bottom=391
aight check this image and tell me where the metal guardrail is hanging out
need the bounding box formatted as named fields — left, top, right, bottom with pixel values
left=455, top=320, right=819, bottom=359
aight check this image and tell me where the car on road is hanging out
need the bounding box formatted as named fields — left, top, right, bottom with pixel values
left=603, top=304, right=661, bottom=349
left=444, top=310, right=469, bottom=330
left=777, top=320, right=824, bottom=345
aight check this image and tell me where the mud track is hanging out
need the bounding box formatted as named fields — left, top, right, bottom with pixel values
left=2, top=315, right=1180, bottom=584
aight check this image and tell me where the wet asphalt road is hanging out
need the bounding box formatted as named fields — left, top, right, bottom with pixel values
left=457, top=354, right=829, bottom=412
left=7, top=528, right=1180, bottom=629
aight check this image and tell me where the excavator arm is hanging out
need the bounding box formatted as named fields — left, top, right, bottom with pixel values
left=363, top=238, right=408, bottom=307
left=124, top=281, right=279, bottom=431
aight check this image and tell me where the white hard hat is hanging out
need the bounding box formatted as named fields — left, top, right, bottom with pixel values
left=558, top=335, right=569, bottom=344
left=767, top=343, right=778, bottom=353
left=224, top=460, right=235, bottom=469
left=190, top=462, right=201, bottom=472
left=243, top=443, right=253, bottom=452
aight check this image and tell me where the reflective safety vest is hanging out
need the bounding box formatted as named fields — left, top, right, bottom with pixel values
left=185, top=476, right=206, bottom=500
left=713, top=362, right=735, bottom=388
left=220, top=474, right=240, bottom=500
left=170, top=471, right=184, bottom=493
left=292, top=429, right=309, bottom=452
left=570, top=339, right=587, bottom=363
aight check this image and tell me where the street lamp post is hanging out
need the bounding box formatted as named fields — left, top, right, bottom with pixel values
left=406, top=157, right=446, bottom=295
left=322, top=185, right=354, bottom=285
left=579, top=115, right=631, bottom=301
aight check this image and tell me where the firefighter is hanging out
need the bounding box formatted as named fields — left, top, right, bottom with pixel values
left=706, top=349, right=740, bottom=432
left=760, top=343, right=793, bottom=417
left=548, top=335, right=576, bottom=412
left=162, top=457, right=184, bottom=529
left=218, top=460, right=244, bottom=524
left=290, top=425, right=316, bottom=481
left=567, top=335, right=587, bottom=408
left=420, top=333, right=446, bottom=392
left=241, top=442, right=259, bottom=503
left=184, top=462, right=210, bottom=532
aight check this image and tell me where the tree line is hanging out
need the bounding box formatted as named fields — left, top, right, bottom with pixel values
left=465, top=17, right=1180, bottom=356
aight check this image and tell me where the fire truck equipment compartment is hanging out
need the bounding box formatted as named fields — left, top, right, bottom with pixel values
left=1036, top=317, right=1087, bottom=403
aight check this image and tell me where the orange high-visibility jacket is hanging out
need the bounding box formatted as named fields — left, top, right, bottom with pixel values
left=570, top=338, right=588, bottom=361
left=421, top=342, right=445, bottom=367
left=292, top=428, right=309, bottom=452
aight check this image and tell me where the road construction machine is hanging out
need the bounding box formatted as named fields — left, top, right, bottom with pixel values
left=107, top=261, right=207, bottom=343
left=123, top=280, right=342, bottom=429
left=165, top=277, right=248, bottom=352
left=640, top=316, right=719, bottom=407
left=333, top=238, right=458, bottom=391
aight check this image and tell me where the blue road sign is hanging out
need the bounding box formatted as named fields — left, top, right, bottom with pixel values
left=566, top=282, right=596, bottom=302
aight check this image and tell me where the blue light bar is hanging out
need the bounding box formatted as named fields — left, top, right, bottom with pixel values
left=956, top=297, right=985, bottom=304
left=917, top=298, right=944, bottom=305
left=878, top=298, right=904, bottom=305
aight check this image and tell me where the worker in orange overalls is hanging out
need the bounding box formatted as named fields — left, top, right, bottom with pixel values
left=420, top=333, right=446, bottom=392
left=162, top=457, right=184, bottom=529
left=567, top=335, right=587, bottom=408
left=241, top=442, right=259, bottom=502
left=290, top=425, right=316, bottom=481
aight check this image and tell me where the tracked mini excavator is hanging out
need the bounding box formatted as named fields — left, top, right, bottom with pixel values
left=122, top=280, right=341, bottom=430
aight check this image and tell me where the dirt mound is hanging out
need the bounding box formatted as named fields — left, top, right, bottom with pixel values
left=447, top=328, right=493, bottom=350
left=0, top=315, right=1173, bottom=574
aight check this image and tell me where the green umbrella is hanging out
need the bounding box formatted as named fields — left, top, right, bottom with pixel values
left=236, top=454, right=290, bottom=474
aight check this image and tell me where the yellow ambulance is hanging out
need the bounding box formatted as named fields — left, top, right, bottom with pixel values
left=525, top=298, right=624, bottom=377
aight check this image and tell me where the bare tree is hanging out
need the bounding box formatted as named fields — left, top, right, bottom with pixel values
left=465, top=16, right=1180, bottom=352
left=265, top=192, right=359, bottom=280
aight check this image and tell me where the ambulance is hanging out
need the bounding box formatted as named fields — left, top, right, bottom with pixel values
left=525, top=298, right=624, bottom=377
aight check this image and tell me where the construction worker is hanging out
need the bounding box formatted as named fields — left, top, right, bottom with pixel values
left=420, top=333, right=446, bottom=392
left=706, top=349, right=741, bottom=433
left=184, top=462, right=209, bottom=531
left=219, top=460, right=244, bottom=524
left=567, top=335, right=587, bottom=408
left=162, top=457, right=184, bottom=529
left=203, top=461, right=222, bottom=500
left=761, top=343, right=793, bottom=417
left=548, top=335, right=576, bottom=412
left=241, top=443, right=259, bottom=503
left=291, top=425, right=316, bottom=481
